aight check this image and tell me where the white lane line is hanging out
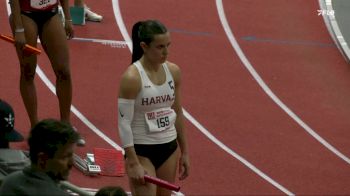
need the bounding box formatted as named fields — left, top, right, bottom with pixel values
left=112, top=0, right=293, bottom=195
left=5, top=1, right=124, bottom=153
left=216, top=0, right=350, bottom=162
left=111, top=1, right=133, bottom=50
left=183, top=111, right=294, bottom=195
left=72, top=37, right=128, bottom=48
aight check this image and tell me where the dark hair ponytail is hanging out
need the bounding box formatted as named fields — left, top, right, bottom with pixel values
left=131, top=21, right=144, bottom=63
left=131, top=20, right=168, bottom=63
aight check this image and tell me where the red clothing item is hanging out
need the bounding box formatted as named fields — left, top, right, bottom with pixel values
left=20, top=0, right=59, bottom=12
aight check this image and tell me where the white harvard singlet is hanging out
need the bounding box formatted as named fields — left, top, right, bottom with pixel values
left=131, top=61, right=177, bottom=144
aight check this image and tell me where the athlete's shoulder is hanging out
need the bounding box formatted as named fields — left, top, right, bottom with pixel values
left=166, top=61, right=180, bottom=71
left=166, top=61, right=181, bottom=80
left=122, top=64, right=140, bottom=80
left=119, top=64, right=141, bottom=98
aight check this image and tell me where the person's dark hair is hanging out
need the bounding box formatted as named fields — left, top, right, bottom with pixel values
left=95, top=186, right=127, bottom=196
left=0, top=140, right=9, bottom=148
left=131, top=20, right=168, bottom=63
left=28, top=119, right=79, bottom=164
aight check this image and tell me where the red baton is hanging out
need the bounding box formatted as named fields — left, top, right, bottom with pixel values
left=0, top=34, right=41, bottom=55
left=144, top=175, right=180, bottom=192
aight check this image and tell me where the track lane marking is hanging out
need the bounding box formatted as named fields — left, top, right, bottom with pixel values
left=216, top=0, right=350, bottom=168
left=72, top=37, right=128, bottom=48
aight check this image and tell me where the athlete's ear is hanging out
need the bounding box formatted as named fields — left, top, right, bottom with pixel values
left=140, top=41, right=148, bottom=50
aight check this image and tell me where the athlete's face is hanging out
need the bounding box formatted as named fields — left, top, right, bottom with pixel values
left=45, top=142, right=76, bottom=181
left=142, top=32, right=171, bottom=64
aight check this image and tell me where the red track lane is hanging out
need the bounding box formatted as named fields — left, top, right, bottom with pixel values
left=1, top=0, right=350, bottom=195
left=226, top=0, right=350, bottom=156
left=223, top=0, right=350, bottom=194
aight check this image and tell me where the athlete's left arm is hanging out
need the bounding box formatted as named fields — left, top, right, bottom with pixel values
left=169, top=62, right=190, bottom=180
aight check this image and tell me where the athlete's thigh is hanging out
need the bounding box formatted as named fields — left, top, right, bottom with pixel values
left=9, top=14, right=38, bottom=67
left=40, top=14, right=69, bottom=69
left=130, top=156, right=157, bottom=196
left=156, top=149, right=179, bottom=196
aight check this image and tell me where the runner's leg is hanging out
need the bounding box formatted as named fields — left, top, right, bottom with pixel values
left=156, top=149, right=179, bottom=196
left=10, top=14, right=39, bottom=128
left=40, top=14, right=72, bottom=123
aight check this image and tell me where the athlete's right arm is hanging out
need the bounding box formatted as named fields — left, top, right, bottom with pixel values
left=59, top=0, right=74, bottom=39
left=118, top=65, right=145, bottom=184
left=9, top=0, right=26, bottom=49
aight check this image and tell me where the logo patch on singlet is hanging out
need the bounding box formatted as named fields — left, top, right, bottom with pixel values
left=168, top=81, right=174, bottom=90
left=119, top=110, right=124, bottom=118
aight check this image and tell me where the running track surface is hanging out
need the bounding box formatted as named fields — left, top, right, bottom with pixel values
left=1, top=0, right=350, bottom=195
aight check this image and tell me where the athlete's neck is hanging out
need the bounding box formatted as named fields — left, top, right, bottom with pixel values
left=140, top=57, right=162, bottom=72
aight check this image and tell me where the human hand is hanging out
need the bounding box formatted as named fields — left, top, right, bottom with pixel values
left=14, top=31, right=26, bottom=51
left=178, top=153, right=190, bottom=180
left=126, top=162, right=146, bottom=185
left=64, top=20, right=74, bottom=39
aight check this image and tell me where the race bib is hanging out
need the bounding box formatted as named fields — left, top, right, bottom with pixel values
left=30, top=0, right=57, bottom=9
left=145, top=108, right=177, bottom=133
